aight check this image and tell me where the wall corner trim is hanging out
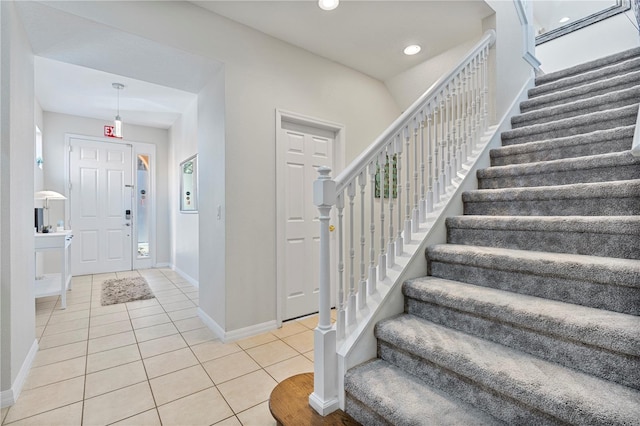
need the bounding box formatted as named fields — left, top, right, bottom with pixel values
left=1, top=339, right=39, bottom=408
left=198, top=308, right=278, bottom=344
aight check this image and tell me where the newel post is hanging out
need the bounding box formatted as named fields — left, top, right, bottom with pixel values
left=309, top=166, right=340, bottom=416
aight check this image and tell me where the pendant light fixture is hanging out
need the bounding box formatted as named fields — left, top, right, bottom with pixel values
left=112, top=82, right=125, bottom=138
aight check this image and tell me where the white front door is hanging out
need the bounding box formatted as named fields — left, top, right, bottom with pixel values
left=281, top=123, right=334, bottom=320
left=70, top=138, right=133, bottom=275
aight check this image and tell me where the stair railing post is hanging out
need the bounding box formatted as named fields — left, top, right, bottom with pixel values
left=395, top=135, right=404, bottom=256
left=310, top=166, right=339, bottom=416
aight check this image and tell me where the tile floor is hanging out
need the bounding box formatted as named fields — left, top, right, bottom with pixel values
left=1, top=269, right=331, bottom=426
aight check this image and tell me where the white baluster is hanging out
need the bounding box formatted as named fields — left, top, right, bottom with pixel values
left=439, top=95, right=447, bottom=197
left=426, top=107, right=434, bottom=213
left=310, top=166, right=338, bottom=416
left=346, top=183, right=356, bottom=326
left=404, top=127, right=412, bottom=243
left=378, top=151, right=387, bottom=281
left=336, top=193, right=346, bottom=339
left=446, top=84, right=454, bottom=186
left=395, top=136, right=404, bottom=256
left=433, top=103, right=441, bottom=205
left=358, top=172, right=367, bottom=310
left=475, top=54, right=482, bottom=142
left=458, top=73, right=467, bottom=165
left=467, top=63, right=474, bottom=154
left=454, top=76, right=463, bottom=172
left=387, top=142, right=396, bottom=267
left=368, top=161, right=377, bottom=295
left=419, top=111, right=427, bottom=223
left=411, top=120, right=420, bottom=233
left=482, top=47, right=489, bottom=132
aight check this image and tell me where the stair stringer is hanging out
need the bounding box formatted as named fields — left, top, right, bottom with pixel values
left=334, top=76, right=535, bottom=410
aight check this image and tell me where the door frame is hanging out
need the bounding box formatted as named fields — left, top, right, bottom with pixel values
left=275, top=110, right=345, bottom=327
left=64, top=134, right=157, bottom=272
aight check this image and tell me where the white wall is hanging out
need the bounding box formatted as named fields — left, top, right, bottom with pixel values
left=41, top=112, right=171, bottom=271
left=0, top=0, right=37, bottom=404
left=536, top=9, right=640, bottom=73
left=169, top=99, right=199, bottom=284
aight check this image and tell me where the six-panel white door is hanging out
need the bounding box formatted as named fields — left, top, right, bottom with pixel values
left=283, top=125, right=334, bottom=320
left=70, top=138, right=133, bottom=275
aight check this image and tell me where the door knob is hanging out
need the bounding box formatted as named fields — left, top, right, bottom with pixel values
left=329, top=225, right=335, bottom=232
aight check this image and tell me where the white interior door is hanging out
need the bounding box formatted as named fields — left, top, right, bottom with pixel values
left=70, top=138, right=133, bottom=275
left=282, top=123, right=334, bottom=320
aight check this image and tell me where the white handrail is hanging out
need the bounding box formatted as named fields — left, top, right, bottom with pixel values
left=334, top=30, right=496, bottom=194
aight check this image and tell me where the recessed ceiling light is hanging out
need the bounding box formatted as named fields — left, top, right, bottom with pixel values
left=559, top=16, right=570, bottom=23
left=404, top=45, right=421, bottom=56
left=318, top=0, right=339, bottom=11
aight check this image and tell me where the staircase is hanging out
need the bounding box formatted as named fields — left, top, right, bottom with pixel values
left=344, top=49, right=640, bottom=425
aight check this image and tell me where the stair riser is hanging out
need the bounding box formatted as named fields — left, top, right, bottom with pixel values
left=512, top=92, right=640, bottom=129
left=427, top=261, right=640, bottom=315
left=463, top=197, right=640, bottom=216
left=405, top=298, right=640, bottom=390
left=478, top=163, right=640, bottom=189
left=345, top=396, right=390, bottom=426
left=490, top=138, right=631, bottom=166
left=521, top=74, right=640, bottom=114
left=501, top=108, right=637, bottom=146
left=447, top=228, right=640, bottom=260
left=377, top=343, right=561, bottom=425
left=530, top=57, right=640, bottom=97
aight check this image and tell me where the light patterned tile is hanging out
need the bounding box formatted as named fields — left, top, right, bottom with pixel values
left=303, top=350, right=314, bottom=362
left=86, top=344, right=141, bottom=374
left=245, top=340, right=298, bottom=368
left=295, top=314, right=319, bottom=330
left=138, top=334, right=187, bottom=359
left=88, top=310, right=129, bottom=327
left=125, top=298, right=159, bottom=310
left=161, top=300, right=196, bottom=312
left=90, top=303, right=128, bottom=317
left=235, top=332, right=278, bottom=350
left=41, top=318, right=89, bottom=337
left=190, top=340, right=241, bottom=363
left=264, top=355, right=313, bottom=383
left=111, top=409, right=161, bottom=426
left=167, top=307, right=198, bottom=321
left=270, top=321, right=308, bottom=339
left=282, top=329, right=314, bottom=353
left=181, top=327, right=217, bottom=346
left=202, top=351, right=261, bottom=385
left=89, top=319, right=132, bottom=339
left=38, top=328, right=88, bottom=350
left=1, top=407, right=8, bottom=424
left=157, top=387, right=233, bottom=426
left=3, top=402, right=82, bottom=426
left=134, top=322, right=178, bottom=342
left=214, top=416, right=242, bottom=426
left=88, top=331, right=136, bottom=354
left=35, top=326, right=45, bottom=340
left=149, top=365, right=213, bottom=406
left=236, top=401, right=277, bottom=426
left=143, top=348, right=199, bottom=379
left=127, top=305, right=165, bottom=319
left=217, top=370, right=277, bottom=413
left=3, top=377, right=84, bottom=423
left=47, top=310, right=89, bottom=324
left=84, top=360, right=148, bottom=398
left=131, top=313, right=171, bottom=330
left=82, top=382, right=155, bottom=425
left=31, top=341, right=87, bottom=368
left=23, top=356, right=86, bottom=390
left=173, top=316, right=206, bottom=333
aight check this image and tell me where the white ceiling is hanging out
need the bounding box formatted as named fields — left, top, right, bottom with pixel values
left=533, top=0, right=616, bottom=34
left=17, top=1, right=494, bottom=130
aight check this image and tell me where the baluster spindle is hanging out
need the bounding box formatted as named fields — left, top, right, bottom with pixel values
left=475, top=54, right=482, bottom=143
left=346, top=183, right=356, bottom=325
left=419, top=111, right=427, bottom=223
left=465, top=64, right=472, bottom=159
left=368, top=161, right=377, bottom=294
left=454, top=76, right=462, bottom=172
left=395, top=136, right=404, bottom=256
left=433, top=103, right=441, bottom=205
left=482, top=47, right=489, bottom=132
left=336, top=193, right=345, bottom=339
left=459, top=73, right=467, bottom=164
left=426, top=107, right=434, bottom=213
left=358, top=172, right=367, bottom=310
left=439, top=95, right=447, bottom=197
left=404, top=127, right=412, bottom=243
left=378, top=151, right=387, bottom=281
left=412, top=120, right=420, bottom=233
left=387, top=142, right=396, bottom=267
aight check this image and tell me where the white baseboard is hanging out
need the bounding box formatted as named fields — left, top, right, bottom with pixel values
left=154, top=262, right=171, bottom=268
left=172, top=266, right=199, bottom=288
left=198, top=308, right=277, bottom=343
left=1, top=339, right=39, bottom=408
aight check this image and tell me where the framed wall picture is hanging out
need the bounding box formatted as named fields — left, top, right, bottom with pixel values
left=180, top=154, right=198, bottom=213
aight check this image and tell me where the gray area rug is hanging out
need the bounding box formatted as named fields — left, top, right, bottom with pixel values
left=101, top=277, right=155, bottom=306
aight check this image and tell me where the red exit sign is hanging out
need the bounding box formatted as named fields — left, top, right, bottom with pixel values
left=104, top=125, right=115, bottom=137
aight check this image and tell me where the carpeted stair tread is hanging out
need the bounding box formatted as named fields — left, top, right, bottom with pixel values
left=426, top=244, right=640, bottom=314
left=532, top=51, right=640, bottom=96
left=501, top=104, right=638, bottom=146
left=490, top=126, right=634, bottom=166
left=478, top=151, right=640, bottom=188
left=446, top=215, right=640, bottom=259
left=462, top=179, right=640, bottom=216
left=522, top=69, right=640, bottom=113
left=403, top=276, right=640, bottom=356
left=375, top=315, right=640, bottom=425
left=512, top=85, right=640, bottom=128
left=345, top=359, right=504, bottom=425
